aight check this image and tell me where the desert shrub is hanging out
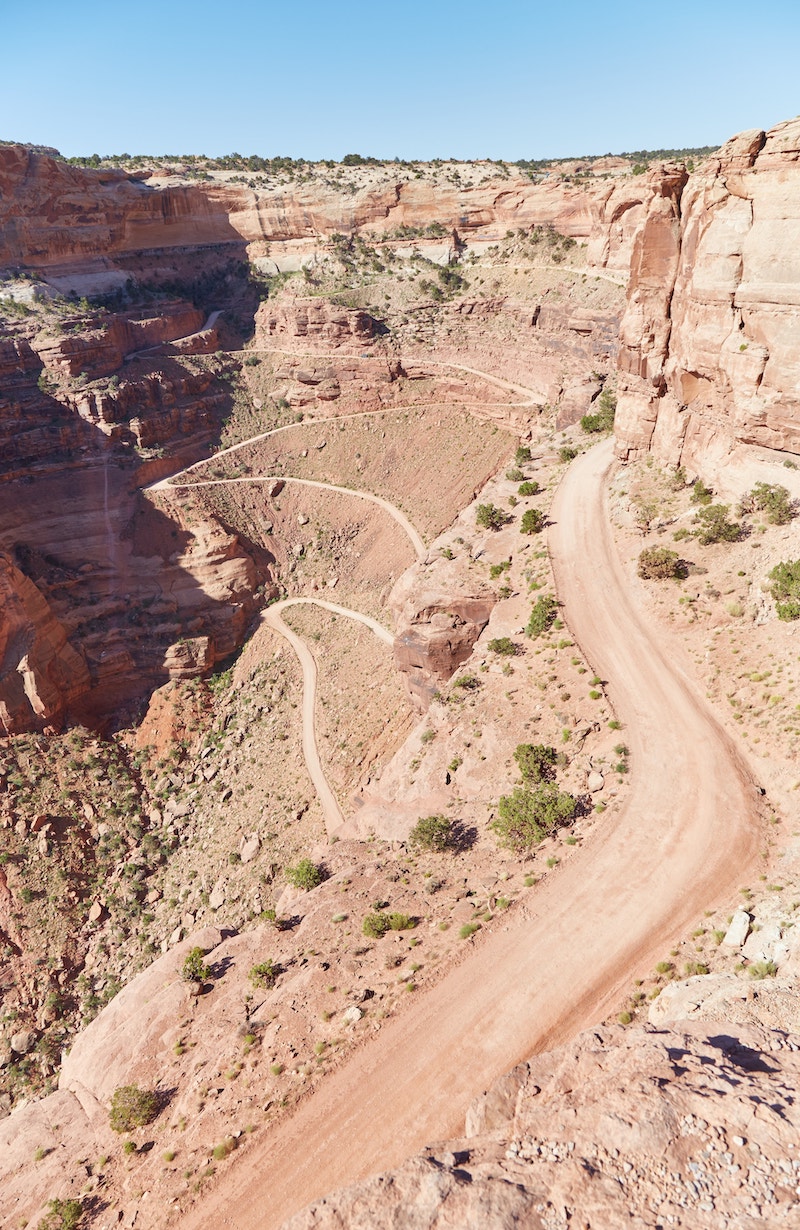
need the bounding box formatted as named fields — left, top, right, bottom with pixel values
left=769, top=559, right=800, bottom=620
left=181, top=947, right=211, bottom=983
left=693, top=504, right=741, bottom=544
left=515, top=445, right=532, bottom=464
left=526, top=594, right=558, bottom=638
left=475, top=503, right=506, bottom=531
left=212, top=1136, right=238, bottom=1160
left=409, top=814, right=453, bottom=852
left=691, top=479, right=713, bottom=505
left=109, top=1085, right=161, bottom=1132
left=452, top=673, right=480, bottom=690
left=386, top=912, right=415, bottom=931
left=285, top=858, right=324, bottom=891
left=362, top=912, right=391, bottom=938
left=459, top=922, right=480, bottom=939
left=487, top=636, right=516, bottom=656
left=518, top=480, right=539, bottom=496
left=748, top=960, right=778, bottom=979
left=580, top=388, right=616, bottom=433
left=637, top=547, right=683, bottom=579
left=514, top=743, right=557, bottom=783
left=492, top=783, right=576, bottom=851
left=506, top=467, right=525, bottom=482
left=558, top=445, right=578, bottom=463
left=36, top=1199, right=84, bottom=1230
left=741, top=482, right=793, bottom=525
left=520, top=508, right=546, bottom=534
left=249, top=960, right=280, bottom=989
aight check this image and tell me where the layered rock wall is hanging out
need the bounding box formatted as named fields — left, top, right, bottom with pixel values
left=616, top=119, right=800, bottom=474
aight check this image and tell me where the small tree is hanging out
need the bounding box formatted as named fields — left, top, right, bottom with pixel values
left=514, top=743, right=557, bottom=783
left=362, top=912, right=391, bottom=938
left=409, top=814, right=453, bottom=852
left=693, top=504, right=741, bottom=544
left=637, top=547, right=683, bottom=579
left=520, top=508, right=546, bottom=535
left=285, top=858, right=324, bottom=891
left=515, top=445, right=532, bottom=464
left=487, top=636, right=517, bottom=656
left=526, top=595, right=558, bottom=638
left=769, top=559, right=800, bottom=620
left=36, top=1199, right=84, bottom=1230
left=109, top=1085, right=161, bottom=1132
left=476, top=503, right=506, bottom=531
left=518, top=480, right=539, bottom=496
left=580, top=387, right=616, bottom=433
left=249, top=960, right=280, bottom=989
left=182, top=946, right=211, bottom=983
left=492, top=783, right=576, bottom=852
left=690, top=479, right=713, bottom=506
left=741, top=482, right=793, bottom=525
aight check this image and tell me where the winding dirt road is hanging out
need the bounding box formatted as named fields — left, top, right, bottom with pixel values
left=177, top=437, right=761, bottom=1230
left=260, top=598, right=393, bottom=834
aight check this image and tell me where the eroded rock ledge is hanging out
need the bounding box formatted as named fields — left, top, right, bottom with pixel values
left=284, top=1021, right=800, bottom=1229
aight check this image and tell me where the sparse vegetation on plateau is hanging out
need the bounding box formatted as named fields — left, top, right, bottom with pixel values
left=492, top=782, right=577, bottom=851
left=769, top=560, right=800, bottom=620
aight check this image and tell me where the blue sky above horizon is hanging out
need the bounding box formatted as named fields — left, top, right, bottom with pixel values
left=4, top=0, right=799, bottom=161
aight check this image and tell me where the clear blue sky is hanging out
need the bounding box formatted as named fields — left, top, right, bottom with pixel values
left=4, top=0, right=799, bottom=160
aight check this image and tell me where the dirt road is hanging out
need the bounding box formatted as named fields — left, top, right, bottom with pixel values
left=261, top=599, right=394, bottom=834
left=176, top=437, right=761, bottom=1230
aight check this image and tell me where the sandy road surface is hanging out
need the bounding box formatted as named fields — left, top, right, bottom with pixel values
left=176, top=437, right=761, bottom=1230
left=261, top=599, right=393, bottom=834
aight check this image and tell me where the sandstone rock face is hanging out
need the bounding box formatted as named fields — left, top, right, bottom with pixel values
left=616, top=119, right=800, bottom=473
left=256, top=298, right=380, bottom=349
left=284, top=1022, right=800, bottom=1229
left=0, top=552, right=89, bottom=734
left=389, top=562, right=496, bottom=709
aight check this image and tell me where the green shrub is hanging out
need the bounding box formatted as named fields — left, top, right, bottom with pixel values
left=580, top=389, right=616, bottom=433
left=487, top=636, right=516, bottom=656
left=459, top=922, right=480, bottom=939
left=506, top=467, right=525, bottom=482
left=520, top=508, right=546, bottom=534
left=748, top=960, right=778, bottom=979
left=109, top=1085, right=161, bottom=1132
left=476, top=503, right=506, bottom=531
left=526, top=595, right=558, bottom=638
left=637, top=547, right=683, bottom=579
left=181, top=947, right=211, bottom=983
left=212, top=1137, right=237, bottom=1160
left=249, top=960, right=280, bottom=989
left=769, top=560, right=800, bottom=620
left=691, top=480, right=713, bottom=505
left=362, top=912, right=391, bottom=938
left=518, top=480, right=539, bottom=496
left=515, top=445, right=532, bottom=464
left=386, top=912, right=415, bottom=931
left=452, top=673, right=480, bottom=690
left=409, top=814, right=453, bottom=852
left=492, top=783, right=576, bottom=851
left=558, top=445, right=578, bottom=463
left=285, top=858, right=324, bottom=891
left=514, top=743, right=557, bottom=783
left=741, top=482, right=793, bottom=524
left=693, top=504, right=741, bottom=544
left=36, top=1198, right=84, bottom=1230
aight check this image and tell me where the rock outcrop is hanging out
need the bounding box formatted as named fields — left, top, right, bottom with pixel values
left=284, top=1021, right=800, bottom=1229
left=616, top=119, right=800, bottom=474
left=389, top=560, right=496, bottom=709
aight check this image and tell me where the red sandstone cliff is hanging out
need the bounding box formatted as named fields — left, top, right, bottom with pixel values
left=615, top=118, right=800, bottom=472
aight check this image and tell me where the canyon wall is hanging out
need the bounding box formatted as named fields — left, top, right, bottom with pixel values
left=615, top=118, right=800, bottom=475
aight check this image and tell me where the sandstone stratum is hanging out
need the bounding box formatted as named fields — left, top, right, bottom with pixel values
left=2, top=122, right=800, bottom=1230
